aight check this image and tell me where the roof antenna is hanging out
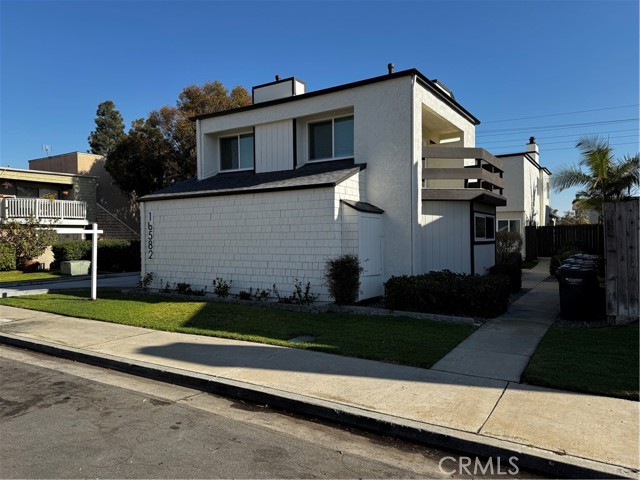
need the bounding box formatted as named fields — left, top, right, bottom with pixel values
left=388, top=63, right=394, bottom=75
left=43, top=145, right=51, bottom=157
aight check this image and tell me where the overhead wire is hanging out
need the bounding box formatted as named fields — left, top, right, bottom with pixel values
left=481, top=104, right=639, bottom=124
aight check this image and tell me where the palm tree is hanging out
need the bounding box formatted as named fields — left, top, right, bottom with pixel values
left=553, top=136, right=639, bottom=220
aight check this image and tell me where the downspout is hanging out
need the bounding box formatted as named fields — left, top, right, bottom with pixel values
left=410, top=74, right=416, bottom=275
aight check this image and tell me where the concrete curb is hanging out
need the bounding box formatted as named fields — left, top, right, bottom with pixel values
left=0, top=332, right=635, bottom=479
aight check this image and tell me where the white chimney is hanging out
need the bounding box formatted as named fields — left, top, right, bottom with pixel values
left=526, top=136, right=540, bottom=163
left=252, top=76, right=306, bottom=104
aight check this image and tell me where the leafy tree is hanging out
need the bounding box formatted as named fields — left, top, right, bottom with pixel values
left=0, top=217, right=58, bottom=269
left=557, top=209, right=589, bottom=225
left=553, top=136, right=639, bottom=220
left=88, top=100, right=126, bottom=157
left=106, top=81, right=251, bottom=198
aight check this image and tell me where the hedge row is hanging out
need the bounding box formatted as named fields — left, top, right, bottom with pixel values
left=0, top=242, right=16, bottom=271
left=384, top=270, right=511, bottom=318
left=52, top=239, right=140, bottom=272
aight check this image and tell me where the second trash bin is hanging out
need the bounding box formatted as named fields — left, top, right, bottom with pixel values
left=556, top=255, right=599, bottom=321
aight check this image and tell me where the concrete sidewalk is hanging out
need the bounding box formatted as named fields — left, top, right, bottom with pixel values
left=433, top=259, right=558, bottom=382
left=0, top=301, right=638, bottom=478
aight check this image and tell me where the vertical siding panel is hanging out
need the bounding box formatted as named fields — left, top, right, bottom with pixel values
left=255, top=120, right=293, bottom=173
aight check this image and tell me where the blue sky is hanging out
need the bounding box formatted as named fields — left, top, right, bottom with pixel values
left=1, top=0, right=638, bottom=214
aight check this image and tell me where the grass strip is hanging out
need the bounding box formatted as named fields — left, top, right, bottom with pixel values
left=0, top=270, right=64, bottom=284
left=522, top=322, right=639, bottom=400
left=0, top=291, right=475, bottom=369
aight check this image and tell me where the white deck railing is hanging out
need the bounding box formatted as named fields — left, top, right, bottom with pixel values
left=0, top=198, right=86, bottom=221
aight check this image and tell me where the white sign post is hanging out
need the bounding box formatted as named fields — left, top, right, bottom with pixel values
left=54, top=223, right=103, bottom=300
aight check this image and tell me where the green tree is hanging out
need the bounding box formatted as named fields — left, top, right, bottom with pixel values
left=88, top=100, right=126, bottom=157
left=0, top=217, right=58, bottom=269
left=553, top=136, right=639, bottom=220
left=557, top=209, right=589, bottom=225
left=106, top=82, right=251, bottom=198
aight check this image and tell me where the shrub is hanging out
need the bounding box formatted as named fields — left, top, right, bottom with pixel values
left=238, top=289, right=252, bottom=300
left=489, top=264, right=522, bottom=292
left=325, top=254, right=364, bottom=305
left=496, top=231, right=523, bottom=265
left=97, top=239, right=140, bottom=272
left=52, top=239, right=140, bottom=272
left=52, top=241, right=92, bottom=266
left=0, top=242, right=16, bottom=271
left=384, top=270, right=510, bottom=318
left=0, top=217, right=58, bottom=269
left=212, top=277, right=232, bottom=298
left=175, top=282, right=193, bottom=295
left=138, top=272, right=154, bottom=291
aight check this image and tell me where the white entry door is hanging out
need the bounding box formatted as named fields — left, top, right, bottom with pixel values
left=358, top=214, right=383, bottom=299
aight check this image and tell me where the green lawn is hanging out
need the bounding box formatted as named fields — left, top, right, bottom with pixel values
left=522, top=322, right=639, bottom=400
left=0, top=270, right=64, bottom=284
left=0, top=292, right=475, bottom=369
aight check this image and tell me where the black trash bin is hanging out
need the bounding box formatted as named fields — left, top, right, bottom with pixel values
left=556, top=260, right=599, bottom=321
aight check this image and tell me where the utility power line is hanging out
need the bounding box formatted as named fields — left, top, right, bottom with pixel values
left=479, top=128, right=638, bottom=144
left=477, top=118, right=638, bottom=136
left=484, top=134, right=639, bottom=151
left=482, top=104, right=639, bottom=123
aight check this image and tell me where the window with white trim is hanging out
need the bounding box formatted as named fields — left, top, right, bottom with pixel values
left=474, top=213, right=495, bottom=241
left=498, top=219, right=521, bottom=234
left=220, top=133, right=254, bottom=171
left=309, top=115, right=353, bottom=161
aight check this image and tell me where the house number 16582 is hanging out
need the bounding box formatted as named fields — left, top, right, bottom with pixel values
left=147, top=211, right=154, bottom=259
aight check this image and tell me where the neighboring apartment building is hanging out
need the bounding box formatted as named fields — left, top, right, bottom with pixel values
left=496, top=137, right=554, bottom=237
left=0, top=166, right=97, bottom=267
left=29, top=151, right=139, bottom=240
left=139, top=68, right=506, bottom=301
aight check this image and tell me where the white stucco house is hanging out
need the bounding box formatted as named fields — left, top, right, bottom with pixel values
left=140, top=67, right=506, bottom=301
left=496, top=137, right=554, bottom=237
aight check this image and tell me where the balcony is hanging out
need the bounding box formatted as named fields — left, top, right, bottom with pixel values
left=422, top=146, right=507, bottom=206
left=0, top=197, right=88, bottom=225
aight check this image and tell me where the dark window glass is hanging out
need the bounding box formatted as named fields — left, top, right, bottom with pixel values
left=309, top=120, right=333, bottom=160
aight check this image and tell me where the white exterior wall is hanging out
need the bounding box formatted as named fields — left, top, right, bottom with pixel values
left=141, top=173, right=364, bottom=302
left=498, top=154, right=553, bottom=227
left=199, top=77, right=413, bottom=282
left=142, top=188, right=339, bottom=301
left=255, top=120, right=294, bottom=173
left=474, top=244, right=495, bottom=275
left=413, top=81, right=477, bottom=275
left=421, top=201, right=471, bottom=274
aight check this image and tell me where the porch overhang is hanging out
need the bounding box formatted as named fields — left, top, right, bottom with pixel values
left=422, top=188, right=507, bottom=206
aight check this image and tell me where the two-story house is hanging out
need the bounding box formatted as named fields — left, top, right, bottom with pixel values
left=139, top=67, right=506, bottom=301
left=0, top=166, right=97, bottom=267
left=496, top=137, right=554, bottom=236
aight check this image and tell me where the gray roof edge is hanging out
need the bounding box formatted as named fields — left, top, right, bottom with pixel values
left=140, top=165, right=364, bottom=203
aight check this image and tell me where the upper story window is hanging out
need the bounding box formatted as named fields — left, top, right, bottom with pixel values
left=309, top=115, right=353, bottom=161
left=220, top=133, right=254, bottom=171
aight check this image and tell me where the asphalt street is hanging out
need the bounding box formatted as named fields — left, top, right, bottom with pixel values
left=0, top=345, right=542, bottom=479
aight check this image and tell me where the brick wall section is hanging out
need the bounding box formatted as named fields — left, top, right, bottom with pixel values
left=97, top=205, right=140, bottom=240
left=72, top=176, right=97, bottom=223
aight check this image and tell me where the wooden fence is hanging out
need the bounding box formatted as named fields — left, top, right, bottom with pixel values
left=605, top=199, right=639, bottom=324
left=525, top=224, right=604, bottom=259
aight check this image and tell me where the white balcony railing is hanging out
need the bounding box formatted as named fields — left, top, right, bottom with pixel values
left=0, top=198, right=87, bottom=222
